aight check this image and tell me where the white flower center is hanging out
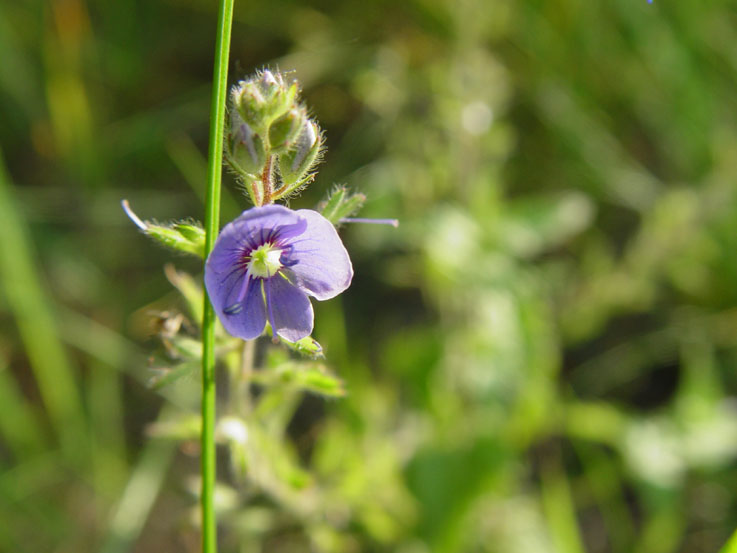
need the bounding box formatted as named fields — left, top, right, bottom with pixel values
left=248, top=243, right=283, bottom=278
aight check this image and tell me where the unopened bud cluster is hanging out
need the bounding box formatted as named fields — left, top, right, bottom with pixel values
left=225, top=70, right=323, bottom=206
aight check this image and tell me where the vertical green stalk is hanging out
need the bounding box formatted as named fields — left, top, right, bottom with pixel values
left=201, top=0, right=234, bottom=551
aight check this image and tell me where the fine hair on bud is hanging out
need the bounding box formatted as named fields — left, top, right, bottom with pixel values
left=276, top=119, right=325, bottom=194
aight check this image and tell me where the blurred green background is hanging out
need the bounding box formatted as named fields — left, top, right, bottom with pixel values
left=3, top=0, right=737, bottom=551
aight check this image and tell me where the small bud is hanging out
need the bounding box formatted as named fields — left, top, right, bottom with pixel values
left=226, top=112, right=267, bottom=177
left=256, top=69, right=281, bottom=98
left=231, top=81, right=267, bottom=130
left=232, top=70, right=299, bottom=131
left=277, top=119, right=322, bottom=187
left=280, top=335, right=324, bottom=358
left=318, top=186, right=366, bottom=225
left=268, top=108, right=306, bottom=152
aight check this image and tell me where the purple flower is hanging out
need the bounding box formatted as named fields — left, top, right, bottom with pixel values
left=205, top=205, right=353, bottom=342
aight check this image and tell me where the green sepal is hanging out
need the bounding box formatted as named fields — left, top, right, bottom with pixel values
left=233, top=80, right=269, bottom=132
left=319, top=185, right=366, bottom=225
left=283, top=335, right=324, bottom=358
left=232, top=70, right=300, bottom=133
left=268, top=107, right=306, bottom=152
left=276, top=120, right=322, bottom=194
left=265, top=322, right=324, bottom=358
left=225, top=111, right=267, bottom=178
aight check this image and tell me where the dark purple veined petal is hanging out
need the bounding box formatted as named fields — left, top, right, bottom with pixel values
left=286, top=209, right=353, bottom=301
left=265, top=275, right=313, bottom=342
left=203, top=206, right=298, bottom=340
left=218, top=205, right=306, bottom=256
left=204, top=204, right=353, bottom=342
left=205, top=271, right=267, bottom=339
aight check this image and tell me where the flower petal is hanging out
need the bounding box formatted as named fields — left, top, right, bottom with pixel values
left=207, top=206, right=304, bottom=271
left=286, top=209, right=353, bottom=300
left=265, top=275, right=314, bottom=342
left=205, top=205, right=305, bottom=340
left=205, top=204, right=353, bottom=342
left=205, top=270, right=267, bottom=339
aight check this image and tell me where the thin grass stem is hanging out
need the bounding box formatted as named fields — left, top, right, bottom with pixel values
left=201, top=0, right=235, bottom=551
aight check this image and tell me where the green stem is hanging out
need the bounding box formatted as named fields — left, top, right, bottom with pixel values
left=201, top=0, right=234, bottom=551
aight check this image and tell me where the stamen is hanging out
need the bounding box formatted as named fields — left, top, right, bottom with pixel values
left=279, top=244, right=298, bottom=267
left=339, top=217, right=399, bottom=227
left=121, top=199, right=148, bottom=231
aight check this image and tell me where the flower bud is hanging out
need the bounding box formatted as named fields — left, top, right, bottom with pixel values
left=226, top=112, right=267, bottom=177
left=280, top=335, right=324, bottom=358
left=232, top=70, right=299, bottom=131
left=231, top=80, right=267, bottom=130
left=256, top=69, right=281, bottom=100
left=268, top=107, right=306, bottom=152
left=277, top=119, right=322, bottom=186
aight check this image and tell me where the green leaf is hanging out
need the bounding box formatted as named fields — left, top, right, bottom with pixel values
left=319, top=185, right=366, bottom=225
left=164, top=265, right=204, bottom=324
left=165, top=335, right=203, bottom=360
left=148, top=360, right=198, bottom=390
left=719, top=529, right=737, bottom=553
left=293, top=365, right=346, bottom=397
left=253, top=360, right=346, bottom=398
left=122, top=200, right=205, bottom=258
left=145, top=223, right=205, bottom=258
left=146, top=412, right=201, bottom=440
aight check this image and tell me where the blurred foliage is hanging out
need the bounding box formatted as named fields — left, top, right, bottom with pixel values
left=2, top=0, right=737, bottom=552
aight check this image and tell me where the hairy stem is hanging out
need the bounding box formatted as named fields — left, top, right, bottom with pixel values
left=201, top=0, right=234, bottom=551
left=261, top=154, right=275, bottom=205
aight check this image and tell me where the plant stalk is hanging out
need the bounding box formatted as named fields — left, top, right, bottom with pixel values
left=201, top=0, right=234, bottom=551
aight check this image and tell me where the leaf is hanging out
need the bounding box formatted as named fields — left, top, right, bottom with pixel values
left=164, top=265, right=204, bottom=324
left=147, top=360, right=198, bottom=390
left=318, top=185, right=366, bottom=225
left=253, top=361, right=345, bottom=398
left=122, top=200, right=205, bottom=258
